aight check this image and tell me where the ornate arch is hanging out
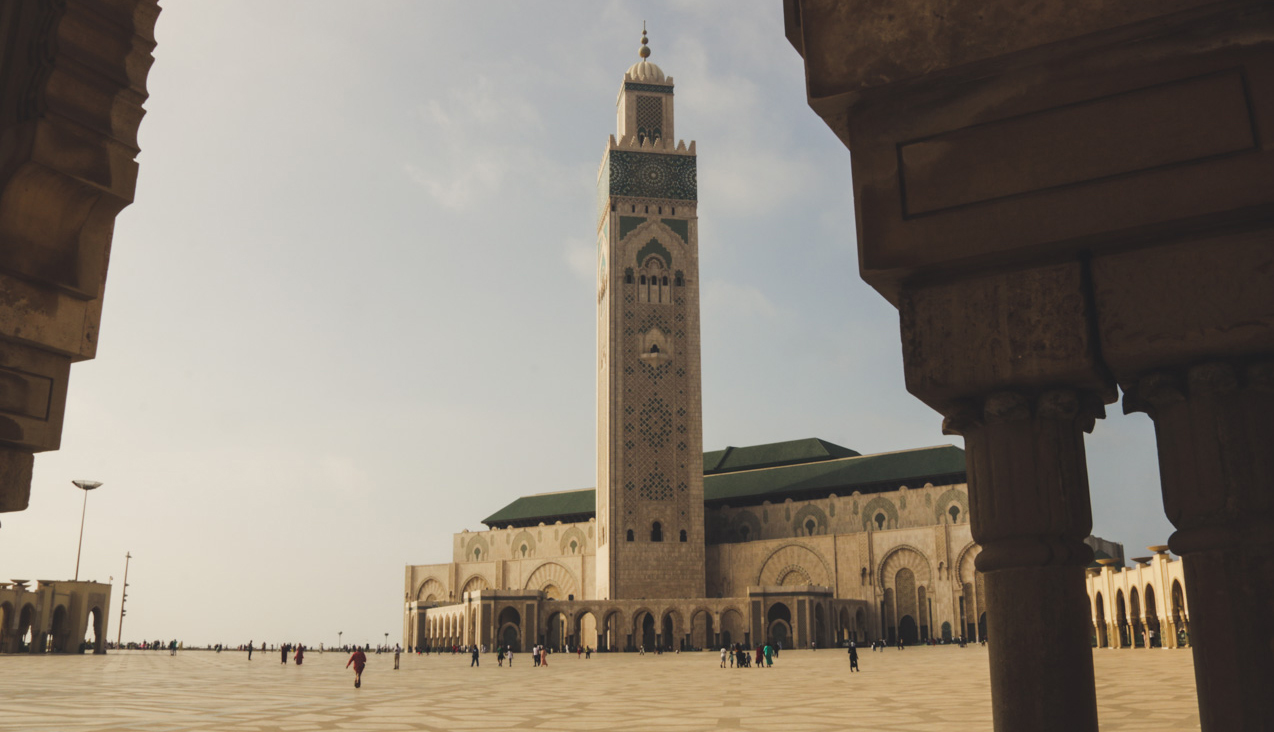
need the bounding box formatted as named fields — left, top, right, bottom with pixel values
left=464, top=534, right=490, bottom=562
left=415, top=577, right=445, bottom=602
left=559, top=526, right=587, bottom=555
left=524, top=562, right=579, bottom=599
left=861, top=496, right=899, bottom=530
left=621, top=218, right=692, bottom=262
left=757, top=543, right=833, bottom=587
left=511, top=530, right=537, bottom=558
left=933, top=488, right=970, bottom=524
left=460, top=574, right=489, bottom=596
left=877, top=545, right=933, bottom=588
left=955, top=542, right=981, bottom=587
left=791, top=504, right=829, bottom=536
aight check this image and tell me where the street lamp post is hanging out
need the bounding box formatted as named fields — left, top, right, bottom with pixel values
left=71, top=480, right=102, bottom=581
left=117, top=552, right=131, bottom=646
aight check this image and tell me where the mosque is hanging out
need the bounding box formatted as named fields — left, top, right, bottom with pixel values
left=402, top=33, right=986, bottom=653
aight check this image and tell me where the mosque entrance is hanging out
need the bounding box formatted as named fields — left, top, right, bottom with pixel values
left=498, top=607, right=521, bottom=651
left=898, top=615, right=918, bottom=645
left=766, top=602, right=792, bottom=648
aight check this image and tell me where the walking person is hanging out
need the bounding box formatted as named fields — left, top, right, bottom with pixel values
left=281, top=644, right=288, bottom=664
left=848, top=642, right=859, bottom=672
left=720, top=647, right=727, bottom=668
left=755, top=644, right=763, bottom=669
left=764, top=643, right=774, bottom=667
left=347, top=647, right=367, bottom=688
left=540, top=645, right=549, bottom=667
left=247, top=640, right=253, bottom=660
left=169, top=639, right=177, bottom=656
left=295, top=644, right=305, bottom=665
left=470, top=645, right=480, bottom=667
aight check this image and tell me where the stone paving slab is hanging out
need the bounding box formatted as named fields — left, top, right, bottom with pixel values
left=0, top=646, right=1200, bottom=731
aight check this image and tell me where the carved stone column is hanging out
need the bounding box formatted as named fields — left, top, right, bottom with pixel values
left=948, top=390, right=1102, bottom=732
left=1126, top=360, right=1274, bottom=729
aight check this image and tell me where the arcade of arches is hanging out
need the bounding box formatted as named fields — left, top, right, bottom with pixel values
left=0, top=580, right=111, bottom=654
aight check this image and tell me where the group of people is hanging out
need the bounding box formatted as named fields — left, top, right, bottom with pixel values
left=719, top=642, right=778, bottom=668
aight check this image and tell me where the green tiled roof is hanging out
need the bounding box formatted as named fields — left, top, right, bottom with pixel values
left=703, top=438, right=861, bottom=475
left=481, top=440, right=966, bottom=528
left=482, top=489, right=597, bottom=527
left=703, top=445, right=966, bottom=505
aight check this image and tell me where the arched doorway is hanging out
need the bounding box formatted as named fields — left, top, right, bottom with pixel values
left=854, top=607, right=866, bottom=642
left=898, top=615, right=918, bottom=644
left=1115, top=590, right=1129, bottom=647
left=661, top=613, right=675, bottom=651
left=1094, top=592, right=1107, bottom=647
left=941, top=621, right=952, bottom=641
left=639, top=612, right=656, bottom=651
left=1129, top=587, right=1144, bottom=647
left=1171, top=580, right=1189, bottom=646
left=498, top=606, right=521, bottom=651
left=88, top=606, right=104, bottom=654
left=49, top=605, right=69, bottom=653
left=813, top=604, right=826, bottom=647
left=18, top=604, right=34, bottom=652
left=837, top=607, right=851, bottom=644
left=1144, top=585, right=1160, bottom=647
left=766, top=602, right=792, bottom=649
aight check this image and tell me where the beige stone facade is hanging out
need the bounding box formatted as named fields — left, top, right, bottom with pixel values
left=404, top=36, right=981, bottom=654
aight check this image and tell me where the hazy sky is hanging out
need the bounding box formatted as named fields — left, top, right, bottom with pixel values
left=1, top=1, right=1174, bottom=648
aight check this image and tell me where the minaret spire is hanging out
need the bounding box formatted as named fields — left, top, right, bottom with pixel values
left=640, top=24, right=650, bottom=59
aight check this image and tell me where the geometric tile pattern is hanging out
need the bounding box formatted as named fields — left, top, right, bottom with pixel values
left=0, top=647, right=1201, bottom=731
left=609, top=151, right=697, bottom=201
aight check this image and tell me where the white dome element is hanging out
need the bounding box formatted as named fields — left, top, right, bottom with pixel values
left=626, top=60, right=667, bottom=84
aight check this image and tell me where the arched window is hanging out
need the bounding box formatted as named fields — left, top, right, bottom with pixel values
left=474, top=548, right=481, bottom=560
left=804, top=518, right=817, bottom=536
left=650, top=344, right=660, bottom=354
left=679, top=529, right=687, bottom=542
left=520, top=544, right=528, bottom=557
left=661, top=276, right=668, bottom=286
left=626, top=529, right=634, bottom=542
left=651, top=522, right=663, bottom=542
left=948, top=505, right=961, bottom=523
left=875, top=513, right=886, bottom=530
left=569, top=540, right=578, bottom=554
left=640, top=275, right=647, bottom=285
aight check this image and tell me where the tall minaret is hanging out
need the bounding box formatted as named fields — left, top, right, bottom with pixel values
left=595, top=29, right=704, bottom=601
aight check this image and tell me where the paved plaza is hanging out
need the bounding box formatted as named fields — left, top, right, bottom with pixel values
left=0, top=646, right=1199, bottom=731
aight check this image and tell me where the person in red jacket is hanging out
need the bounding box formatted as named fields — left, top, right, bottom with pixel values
left=347, top=648, right=367, bottom=688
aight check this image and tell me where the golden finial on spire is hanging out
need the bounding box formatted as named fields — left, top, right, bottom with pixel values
left=639, top=23, right=651, bottom=59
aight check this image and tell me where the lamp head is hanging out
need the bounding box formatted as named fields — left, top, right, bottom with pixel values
left=72, top=480, right=102, bottom=491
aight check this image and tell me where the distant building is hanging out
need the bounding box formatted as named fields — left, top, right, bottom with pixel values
left=1087, top=546, right=1191, bottom=649
left=0, top=579, right=111, bottom=653
left=1084, top=535, right=1126, bottom=568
